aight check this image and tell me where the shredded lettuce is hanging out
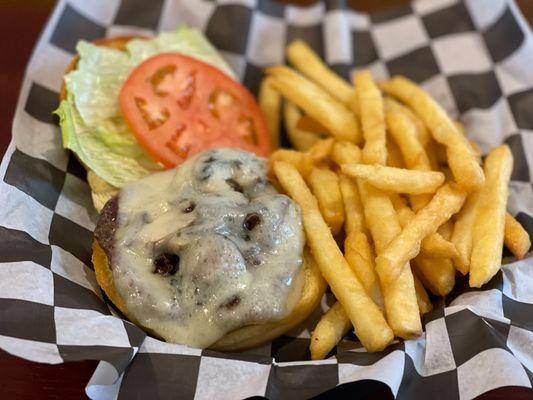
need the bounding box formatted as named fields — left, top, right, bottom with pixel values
left=58, top=27, right=234, bottom=187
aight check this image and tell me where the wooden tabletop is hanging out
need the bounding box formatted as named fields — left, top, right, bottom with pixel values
left=1, top=1, right=532, bottom=399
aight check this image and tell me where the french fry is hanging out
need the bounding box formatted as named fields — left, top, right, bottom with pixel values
left=386, top=110, right=433, bottom=211
left=386, top=110, right=431, bottom=172
left=267, top=66, right=360, bottom=143
left=258, top=77, right=281, bottom=148
left=331, top=141, right=361, bottom=166
left=287, top=40, right=355, bottom=105
left=283, top=102, right=322, bottom=151
left=339, top=174, right=367, bottom=236
left=376, top=184, right=466, bottom=285
left=384, top=97, right=430, bottom=147
left=330, top=141, right=367, bottom=236
left=297, top=114, right=330, bottom=136
left=307, top=138, right=335, bottom=163
left=454, top=120, right=465, bottom=135
left=470, top=145, right=513, bottom=287
left=504, top=213, right=531, bottom=259
left=420, top=235, right=459, bottom=259
left=345, top=231, right=384, bottom=309
left=308, top=166, right=345, bottom=235
left=342, top=164, right=445, bottom=195
left=273, top=161, right=394, bottom=351
left=309, top=230, right=383, bottom=360
left=413, top=273, right=433, bottom=315
left=469, top=140, right=482, bottom=165
left=381, top=76, right=485, bottom=192
left=269, top=149, right=314, bottom=178
left=357, top=181, right=422, bottom=339
left=455, top=121, right=482, bottom=164
left=391, top=194, right=458, bottom=259
left=310, top=230, right=388, bottom=359
left=450, top=191, right=481, bottom=274
left=354, top=70, right=387, bottom=165
left=310, top=302, right=352, bottom=360
left=413, top=254, right=456, bottom=296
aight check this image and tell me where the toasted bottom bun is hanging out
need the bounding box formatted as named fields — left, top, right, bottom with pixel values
left=92, top=240, right=326, bottom=351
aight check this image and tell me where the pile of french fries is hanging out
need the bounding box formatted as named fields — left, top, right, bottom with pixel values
left=259, top=40, right=532, bottom=359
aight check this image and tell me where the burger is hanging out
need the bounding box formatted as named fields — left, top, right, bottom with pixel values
left=57, top=28, right=325, bottom=350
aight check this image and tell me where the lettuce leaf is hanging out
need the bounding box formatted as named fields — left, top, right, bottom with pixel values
left=59, top=27, right=234, bottom=187
left=57, top=93, right=162, bottom=188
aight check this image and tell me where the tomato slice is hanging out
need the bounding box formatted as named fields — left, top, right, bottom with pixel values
left=119, top=53, right=271, bottom=168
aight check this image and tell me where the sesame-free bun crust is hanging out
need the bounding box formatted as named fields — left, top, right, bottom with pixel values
left=92, top=240, right=326, bottom=351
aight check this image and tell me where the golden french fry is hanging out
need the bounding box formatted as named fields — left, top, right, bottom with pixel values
left=308, top=166, right=345, bottom=235
left=469, top=140, right=482, bottom=164
left=457, top=122, right=482, bottom=166
left=384, top=97, right=430, bottom=147
left=267, top=66, right=360, bottom=143
left=283, top=102, right=322, bottom=151
left=386, top=139, right=405, bottom=168
left=386, top=110, right=431, bottom=172
left=413, top=273, right=433, bottom=315
left=343, top=164, right=445, bottom=194
left=258, top=77, right=281, bottom=148
left=385, top=110, right=433, bottom=211
left=345, top=231, right=384, bottom=309
left=381, top=76, right=485, bottom=192
left=470, top=145, right=513, bottom=287
left=456, top=123, right=483, bottom=165
left=310, top=302, right=352, bottom=360
left=307, top=137, right=335, bottom=163
left=377, top=184, right=466, bottom=285
left=357, top=181, right=422, bottom=339
left=504, top=213, right=531, bottom=259
left=331, top=141, right=361, bottom=166
left=297, top=114, right=330, bottom=136
left=450, top=191, right=480, bottom=274
left=454, top=120, right=465, bottom=136
left=330, top=141, right=367, bottom=236
left=273, top=161, right=394, bottom=351
left=391, top=194, right=458, bottom=259
left=354, top=70, right=387, bottom=165
left=287, top=40, right=355, bottom=105
left=413, top=254, right=456, bottom=296
left=339, top=174, right=367, bottom=236
left=269, top=149, right=314, bottom=178
left=420, top=235, right=459, bottom=259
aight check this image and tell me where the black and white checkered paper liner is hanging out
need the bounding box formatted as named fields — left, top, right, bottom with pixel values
left=0, top=0, right=532, bottom=398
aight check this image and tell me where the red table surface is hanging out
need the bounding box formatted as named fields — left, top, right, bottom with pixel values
left=1, top=1, right=532, bottom=399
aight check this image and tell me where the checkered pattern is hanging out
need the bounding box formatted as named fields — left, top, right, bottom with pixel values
left=0, top=0, right=532, bottom=398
